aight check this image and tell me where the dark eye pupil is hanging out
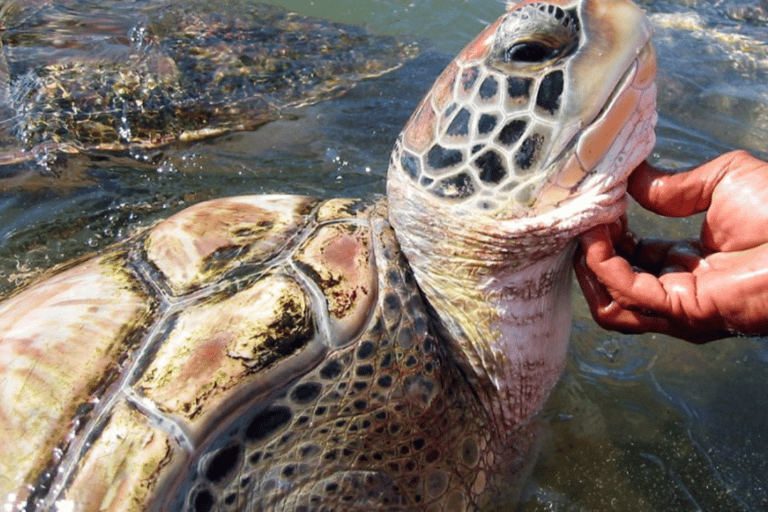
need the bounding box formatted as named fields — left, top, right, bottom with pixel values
left=505, top=42, right=558, bottom=63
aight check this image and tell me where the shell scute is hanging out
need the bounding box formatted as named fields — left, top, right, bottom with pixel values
left=293, top=220, right=377, bottom=348
left=137, top=273, right=316, bottom=433
left=0, top=254, right=155, bottom=508
left=60, top=401, right=185, bottom=512
left=315, top=198, right=375, bottom=223
left=144, top=195, right=317, bottom=295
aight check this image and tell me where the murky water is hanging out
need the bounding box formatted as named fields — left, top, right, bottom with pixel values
left=1, top=0, right=767, bottom=509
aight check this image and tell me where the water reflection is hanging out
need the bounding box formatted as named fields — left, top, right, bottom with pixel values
left=0, top=0, right=767, bottom=510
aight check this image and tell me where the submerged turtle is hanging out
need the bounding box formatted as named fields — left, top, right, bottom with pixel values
left=0, top=0, right=417, bottom=167
left=0, top=0, right=657, bottom=510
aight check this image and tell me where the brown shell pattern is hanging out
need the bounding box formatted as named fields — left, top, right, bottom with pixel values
left=0, top=195, right=528, bottom=511
left=0, top=196, right=379, bottom=509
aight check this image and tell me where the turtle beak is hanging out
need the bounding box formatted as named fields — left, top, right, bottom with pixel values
left=545, top=0, right=654, bottom=168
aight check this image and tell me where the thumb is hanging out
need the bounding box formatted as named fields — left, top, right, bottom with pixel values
left=627, top=154, right=739, bottom=217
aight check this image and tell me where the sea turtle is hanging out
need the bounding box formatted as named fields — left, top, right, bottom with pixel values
left=0, top=0, right=657, bottom=510
left=0, top=0, right=417, bottom=168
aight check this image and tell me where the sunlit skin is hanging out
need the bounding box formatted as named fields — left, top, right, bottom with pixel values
left=574, top=150, right=768, bottom=343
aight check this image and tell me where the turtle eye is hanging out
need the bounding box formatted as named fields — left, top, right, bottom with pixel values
left=504, top=41, right=559, bottom=63
left=490, top=4, right=580, bottom=72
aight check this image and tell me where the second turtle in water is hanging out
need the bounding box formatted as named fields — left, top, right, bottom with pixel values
left=0, top=0, right=657, bottom=510
left=0, top=0, right=417, bottom=166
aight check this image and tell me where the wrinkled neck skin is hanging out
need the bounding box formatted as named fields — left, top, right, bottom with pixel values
left=388, top=166, right=628, bottom=432
left=383, top=0, right=658, bottom=435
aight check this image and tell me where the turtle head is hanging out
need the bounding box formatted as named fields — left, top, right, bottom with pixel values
left=387, top=0, right=656, bottom=220
left=386, top=0, right=657, bottom=421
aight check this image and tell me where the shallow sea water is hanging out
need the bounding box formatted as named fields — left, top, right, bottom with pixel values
left=1, top=0, right=767, bottom=510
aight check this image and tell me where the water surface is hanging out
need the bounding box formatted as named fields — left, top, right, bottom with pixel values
left=1, top=0, right=767, bottom=509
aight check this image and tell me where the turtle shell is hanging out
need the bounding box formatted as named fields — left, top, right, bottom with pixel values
left=0, top=1, right=417, bottom=166
left=0, top=195, right=519, bottom=511
left=0, top=0, right=660, bottom=508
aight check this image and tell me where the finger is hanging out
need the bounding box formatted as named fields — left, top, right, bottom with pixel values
left=574, top=243, right=675, bottom=334
left=573, top=242, right=615, bottom=312
left=605, top=215, right=642, bottom=258
left=594, top=303, right=674, bottom=336
left=579, top=224, right=640, bottom=292
left=591, top=302, right=730, bottom=343
left=575, top=230, right=730, bottom=342
left=627, top=151, right=755, bottom=217
left=580, top=225, right=675, bottom=316
left=594, top=215, right=671, bottom=271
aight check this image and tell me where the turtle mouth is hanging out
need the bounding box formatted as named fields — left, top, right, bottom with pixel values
left=534, top=39, right=658, bottom=213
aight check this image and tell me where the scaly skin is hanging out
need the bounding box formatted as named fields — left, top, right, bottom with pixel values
left=0, top=1, right=657, bottom=510
left=387, top=0, right=656, bottom=429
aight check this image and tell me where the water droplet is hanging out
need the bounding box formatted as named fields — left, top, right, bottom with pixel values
left=325, top=147, right=339, bottom=162
left=157, top=160, right=177, bottom=174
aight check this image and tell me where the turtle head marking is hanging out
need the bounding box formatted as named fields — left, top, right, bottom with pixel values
left=386, top=0, right=657, bottom=409
left=388, top=0, right=656, bottom=218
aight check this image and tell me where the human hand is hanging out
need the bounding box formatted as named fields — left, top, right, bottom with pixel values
left=574, top=150, right=768, bottom=343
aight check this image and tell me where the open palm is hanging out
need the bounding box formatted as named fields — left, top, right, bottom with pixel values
left=575, top=151, right=768, bottom=343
